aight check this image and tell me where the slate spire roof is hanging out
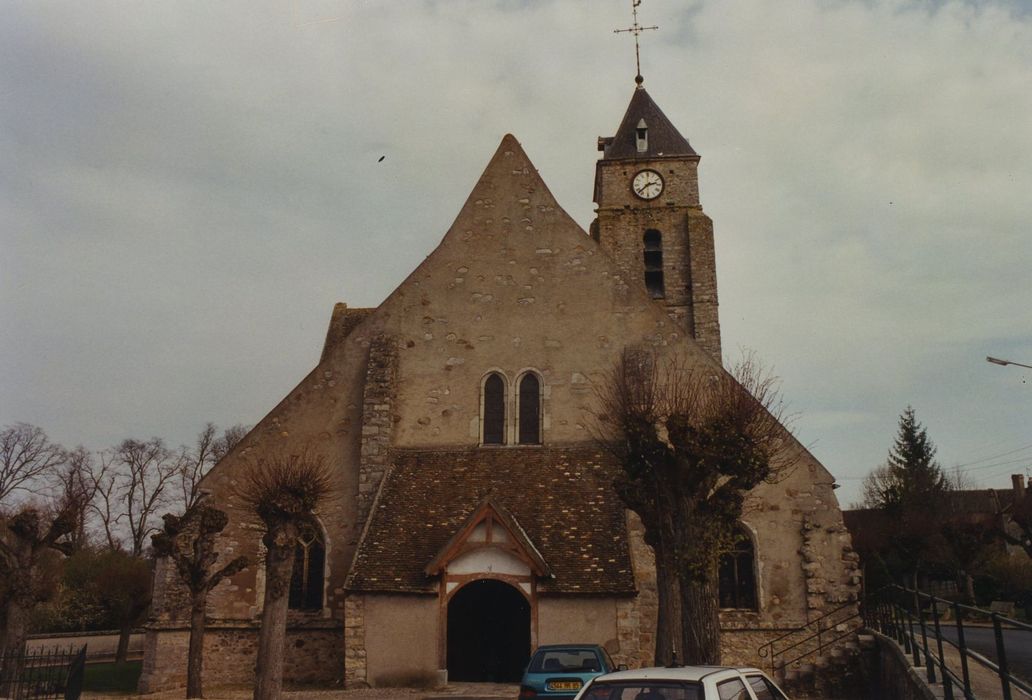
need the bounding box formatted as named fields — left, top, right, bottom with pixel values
left=599, top=86, right=697, bottom=160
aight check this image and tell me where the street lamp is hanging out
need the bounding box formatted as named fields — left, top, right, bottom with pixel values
left=987, top=356, right=1032, bottom=370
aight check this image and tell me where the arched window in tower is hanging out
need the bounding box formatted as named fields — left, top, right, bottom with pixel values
left=482, top=373, right=507, bottom=445
left=288, top=522, right=325, bottom=611
left=517, top=372, right=542, bottom=445
left=718, top=527, right=757, bottom=610
left=643, top=229, right=665, bottom=299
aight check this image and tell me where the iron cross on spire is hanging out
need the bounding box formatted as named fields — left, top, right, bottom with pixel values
left=613, top=0, right=658, bottom=86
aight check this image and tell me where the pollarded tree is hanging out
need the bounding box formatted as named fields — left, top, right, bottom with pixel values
left=152, top=504, right=248, bottom=698
left=596, top=350, right=789, bottom=665
left=0, top=494, right=85, bottom=653
left=242, top=453, right=332, bottom=700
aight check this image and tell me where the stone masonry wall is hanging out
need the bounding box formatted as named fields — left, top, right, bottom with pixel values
left=343, top=595, right=367, bottom=687
left=622, top=448, right=861, bottom=670
left=357, top=334, right=397, bottom=528
left=594, top=157, right=721, bottom=363
left=138, top=622, right=342, bottom=692
left=615, top=511, right=656, bottom=670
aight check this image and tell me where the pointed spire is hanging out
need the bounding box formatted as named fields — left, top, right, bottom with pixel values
left=599, top=87, right=697, bottom=160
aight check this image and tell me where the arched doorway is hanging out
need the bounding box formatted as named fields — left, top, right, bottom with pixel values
left=447, top=579, right=530, bottom=682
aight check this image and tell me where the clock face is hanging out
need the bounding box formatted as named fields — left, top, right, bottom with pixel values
left=632, top=169, right=664, bottom=200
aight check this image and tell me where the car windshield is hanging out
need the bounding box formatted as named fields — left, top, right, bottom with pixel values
left=582, top=681, right=702, bottom=700
left=529, top=649, right=602, bottom=674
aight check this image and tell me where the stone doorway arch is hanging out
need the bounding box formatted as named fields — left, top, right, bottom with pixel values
left=446, top=579, right=530, bottom=682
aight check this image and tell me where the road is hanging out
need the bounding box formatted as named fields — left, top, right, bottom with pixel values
left=935, top=625, right=1032, bottom=687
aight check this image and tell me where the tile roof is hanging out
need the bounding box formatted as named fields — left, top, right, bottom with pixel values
left=600, top=86, right=697, bottom=161
left=345, top=446, right=637, bottom=595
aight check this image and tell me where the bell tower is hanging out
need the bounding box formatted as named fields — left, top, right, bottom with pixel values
left=591, top=83, right=721, bottom=362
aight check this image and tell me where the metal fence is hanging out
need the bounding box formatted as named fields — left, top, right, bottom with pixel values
left=865, top=584, right=1032, bottom=700
left=0, top=644, right=86, bottom=700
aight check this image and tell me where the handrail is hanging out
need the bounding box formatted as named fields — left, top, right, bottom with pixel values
left=866, top=584, right=1032, bottom=700
left=757, top=594, right=863, bottom=671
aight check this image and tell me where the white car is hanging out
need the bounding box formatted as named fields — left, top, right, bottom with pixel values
left=570, top=665, right=790, bottom=700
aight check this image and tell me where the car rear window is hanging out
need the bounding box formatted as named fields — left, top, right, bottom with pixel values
left=715, top=679, right=748, bottom=700
left=530, top=649, right=603, bottom=674
left=581, top=681, right=702, bottom=700
left=745, top=675, right=786, bottom=700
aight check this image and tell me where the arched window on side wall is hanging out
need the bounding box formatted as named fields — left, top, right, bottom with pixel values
left=482, top=373, right=507, bottom=445
left=517, top=373, right=541, bottom=445
left=289, top=521, right=325, bottom=611
left=718, top=527, right=757, bottom=610
left=643, top=229, right=664, bottom=299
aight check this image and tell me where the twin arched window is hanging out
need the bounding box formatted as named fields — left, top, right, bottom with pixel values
left=482, top=371, right=541, bottom=446
left=483, top=374, right=506, bottom=445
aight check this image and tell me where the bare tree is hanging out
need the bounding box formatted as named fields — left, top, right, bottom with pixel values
left=0, top=424, right=66, bottom=505
left=596, top=350, right=789, bottom=664
left=89, top=438, right=182, bottom=555
left=0, top=494, right=85, bottom=653
left=242, top=453, right=332, bottom=700
left=177, top=424, right=249, bottom=511
left=152, top=504, right=248, bottom=698
left=998, top=480, right=1032, bottom=559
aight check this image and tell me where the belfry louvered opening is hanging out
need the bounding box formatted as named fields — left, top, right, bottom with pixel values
left=643, top=229, right=664, bottom=298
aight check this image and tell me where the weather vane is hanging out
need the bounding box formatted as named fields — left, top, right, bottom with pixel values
left=614, top=0, right=658, bottom=85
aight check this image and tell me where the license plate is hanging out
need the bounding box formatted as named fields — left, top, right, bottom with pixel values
left=547, top=681, right=583, bottom=691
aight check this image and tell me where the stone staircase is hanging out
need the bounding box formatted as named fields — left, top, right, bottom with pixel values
left=768, top=628, right=876, bottom=699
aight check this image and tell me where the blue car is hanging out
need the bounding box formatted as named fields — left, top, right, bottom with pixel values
left=519, top=645, right=621, bottom=700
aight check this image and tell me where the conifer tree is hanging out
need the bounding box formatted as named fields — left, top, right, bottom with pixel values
left=862, top=406, right=949, bottom=586
left=863, top=406, right=948, bottom=511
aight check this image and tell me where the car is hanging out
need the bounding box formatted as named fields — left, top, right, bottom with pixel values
left=519, top=645, right=622, bottom=700
left=570, top=665, right=790, bottom=700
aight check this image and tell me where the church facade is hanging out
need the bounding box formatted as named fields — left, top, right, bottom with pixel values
left=140, top=84, right=860, bottom=691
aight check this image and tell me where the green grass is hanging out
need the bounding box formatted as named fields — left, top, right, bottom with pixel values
left=82, top=661, right=142, bottom=693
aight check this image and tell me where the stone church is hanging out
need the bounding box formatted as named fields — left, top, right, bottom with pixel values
left=140, top=81, right=860, bottom=691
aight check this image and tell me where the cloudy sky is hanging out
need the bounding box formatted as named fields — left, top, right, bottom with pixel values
left=2, top=0, right=1030, bottom=507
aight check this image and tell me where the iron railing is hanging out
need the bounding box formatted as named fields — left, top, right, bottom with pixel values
left=865, top=584, right=1032, bottom=700
left=757, top=596, right=864, bottom=674
left=0, top=644, right=86, bottom=700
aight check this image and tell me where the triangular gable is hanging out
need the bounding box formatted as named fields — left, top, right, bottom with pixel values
left=424, top=497, right=551, bottom=578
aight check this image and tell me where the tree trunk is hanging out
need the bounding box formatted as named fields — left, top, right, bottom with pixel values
left=115, top=618, right=132, bottom=663
left=960, top=571, right=975, bottom=605
left=1, top=599, right=30, bottom=700
left=680, top=569, right=721, bottom=665
left=2, top=598, right=29, bottom=656
left=187, top=594, right=207, bottom=699
left=653, top=551, right=683, bottom=666
left=254, top=526, right=297, bottom=700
